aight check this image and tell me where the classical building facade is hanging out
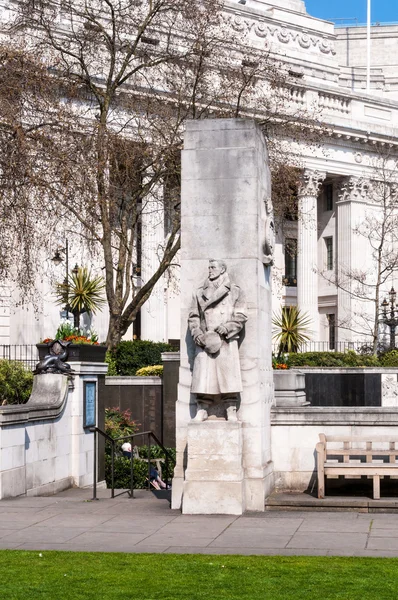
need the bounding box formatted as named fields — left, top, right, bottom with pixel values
left=1, top=0, right=398, bottom=349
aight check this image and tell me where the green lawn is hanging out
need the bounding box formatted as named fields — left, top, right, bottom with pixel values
left=1, top=551, right=398, bottom=599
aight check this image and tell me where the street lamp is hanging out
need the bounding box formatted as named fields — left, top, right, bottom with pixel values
left=381, top=287, right=398, bottom=349
left=51, top=240, right=79, bottom=318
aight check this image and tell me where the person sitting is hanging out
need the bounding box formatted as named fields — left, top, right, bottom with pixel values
left=149, top=466, right=169, bottom=490
left=121, top=442, right=132, bottom=458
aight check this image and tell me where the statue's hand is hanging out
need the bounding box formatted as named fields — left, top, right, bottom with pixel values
left=194, top=333, right=205, bottom=347
left=215, top=324, right=228, bottom=336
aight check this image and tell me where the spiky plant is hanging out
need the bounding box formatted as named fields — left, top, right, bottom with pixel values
left=272, top=306, right=312, bottom=356
left=55, top=266, right=106, bottom=328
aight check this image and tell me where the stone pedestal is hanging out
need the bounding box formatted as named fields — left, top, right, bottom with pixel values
left=171, top=119, right=275, bottom=514
left=182, top=420, right=244, bottom=515
left=273, top=371, right=307, bottom=406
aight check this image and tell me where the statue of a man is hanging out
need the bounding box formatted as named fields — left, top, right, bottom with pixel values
left=188, top=259, right=248, bottom=422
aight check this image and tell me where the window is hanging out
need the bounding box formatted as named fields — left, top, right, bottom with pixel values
left=283, top=238, right=297, bottom=286
left=327, top=314, right=336, bottom=350
left=325, top=184, right=333, bottom=211
left=325, top=237, right=333, bottom=270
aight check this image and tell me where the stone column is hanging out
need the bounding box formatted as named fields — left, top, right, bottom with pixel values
left=69, top=362, right=108, bottom=488
left=171, top=119, right=274, bottom=514
left=297, top=170, right=325, bottom=341
left=140, top=183, right=166, bottom=342
left=336, top=177, right=371, bottom=343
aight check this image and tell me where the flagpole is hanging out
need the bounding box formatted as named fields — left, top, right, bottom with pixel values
left=366, top=0, right=371, bottom=92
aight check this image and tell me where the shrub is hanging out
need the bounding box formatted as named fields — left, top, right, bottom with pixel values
left=0, top=360, right=33, bottom=405
left=114, top=340, right=174, bottom=375
left=287, top=351, right=379, bottom=368
left=379, top=350, right=398, bottom=367
left=104, top=445, right=176, bottom=489
left=105, top=407, right=139, bottom=442
left=105, top=351, right=117, bottom=376
left=135, top=365, right=163, bottom=377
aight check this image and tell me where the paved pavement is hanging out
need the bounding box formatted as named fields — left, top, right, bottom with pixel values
left=1, top=488, right=398, bottom=557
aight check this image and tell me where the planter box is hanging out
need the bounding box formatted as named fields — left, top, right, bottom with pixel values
left=37, top=343, right=107, bottom=363
left=273, top=370, right=307, bottom=406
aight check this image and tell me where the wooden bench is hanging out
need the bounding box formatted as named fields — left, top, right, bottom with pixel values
left=316, top=434, right=398, bottom=500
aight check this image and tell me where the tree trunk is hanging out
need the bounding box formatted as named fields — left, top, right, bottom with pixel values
left=106, top=313, right=134, bottom=350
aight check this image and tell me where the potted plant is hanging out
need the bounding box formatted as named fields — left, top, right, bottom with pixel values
left=272, top=306, right=312, bottom=356
left=54, top=266, right=106, bottom=329
left=272, top=306, right=310, bottom=406
left=37, top=323, right=107, bottom=362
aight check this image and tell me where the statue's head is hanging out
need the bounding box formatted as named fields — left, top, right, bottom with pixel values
left=208, top=259, right=227, bottom=281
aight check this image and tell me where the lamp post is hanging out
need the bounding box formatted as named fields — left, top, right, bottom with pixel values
left=52, top=240, right=79, bottom=321
left=381, top=287, right=398, bottom=350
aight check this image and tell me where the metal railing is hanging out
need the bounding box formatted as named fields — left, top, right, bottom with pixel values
left=272, top=341, right=357, bottom=354
left=89, top=427, right=175, bottom=500
left=0, top=344, right=39, bottom=370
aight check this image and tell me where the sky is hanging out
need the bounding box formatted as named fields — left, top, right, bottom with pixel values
left=304, top=0, right=397, bottom=26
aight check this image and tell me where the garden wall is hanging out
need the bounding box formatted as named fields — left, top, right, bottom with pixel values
left=271, top=406, right=398, bottom=491
left=104, top=353, right=179, bottom=447
left=0, top=364, right=106, bottom=498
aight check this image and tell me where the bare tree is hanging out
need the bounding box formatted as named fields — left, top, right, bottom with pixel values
left=0, top=0, right=320, bottom=347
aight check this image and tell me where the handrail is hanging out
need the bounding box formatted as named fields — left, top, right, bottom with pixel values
left=89, top=426, right=175, bottom=501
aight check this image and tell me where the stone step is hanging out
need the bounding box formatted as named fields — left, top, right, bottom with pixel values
left=265, top=491, right=398, bottom=513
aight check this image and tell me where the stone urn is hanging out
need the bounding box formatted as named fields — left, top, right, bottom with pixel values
left=37, top=343, right=107, bottom=363
left=273, top=369, right=307, bottom=406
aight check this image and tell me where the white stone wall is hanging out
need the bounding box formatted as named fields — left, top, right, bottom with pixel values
left=271, top=407, right=398, bottom=491
left=0, top=364, right=106, bottom=499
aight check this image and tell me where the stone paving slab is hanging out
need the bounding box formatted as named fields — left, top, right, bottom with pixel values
left=1, top=488, right=398, bottom=557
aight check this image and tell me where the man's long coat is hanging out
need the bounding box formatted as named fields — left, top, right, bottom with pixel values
left=188, top=274, right=247, bottom=395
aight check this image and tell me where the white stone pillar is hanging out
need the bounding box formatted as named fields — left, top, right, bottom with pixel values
left=172, top=119, right=274, bottom=514
left=0, top=284, right=10, bottom=344
left=69, top=362, right=108, bottom=488
left=336, top=177, right=371, bottom=344
left=140, top=183, right=166, bottom=342
left=297, top=170, right=325, bottom=341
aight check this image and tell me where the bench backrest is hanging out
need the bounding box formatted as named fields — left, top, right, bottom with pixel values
left=317, top=434, right=398, bottom=461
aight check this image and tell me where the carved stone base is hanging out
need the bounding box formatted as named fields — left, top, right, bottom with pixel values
left=182, top=420, right=245, bottom=515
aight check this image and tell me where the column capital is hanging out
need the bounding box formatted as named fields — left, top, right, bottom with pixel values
left=338, top=176, right=371, bottom=203
left=298, top=170, right=326, bottom=197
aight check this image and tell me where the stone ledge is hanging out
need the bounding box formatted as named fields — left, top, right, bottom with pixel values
left=271, top=406, right=398, bottom=425
left=0, top=374, right=70, bottom=426
left=105, top=376, right=162, bottom=386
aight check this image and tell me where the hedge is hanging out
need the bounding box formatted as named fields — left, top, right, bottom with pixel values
left=286, top=351, right=379, bottom=368
left=112, top=340, right=174, bottom=375
left=104, top=445, right=176, bottom=489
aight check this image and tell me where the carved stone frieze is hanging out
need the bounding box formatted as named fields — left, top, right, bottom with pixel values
left=382, top=374, right=398, bottom=407
left=298, top=170, right=326, bottom=197
left=225, top=14, right=336, bottom=55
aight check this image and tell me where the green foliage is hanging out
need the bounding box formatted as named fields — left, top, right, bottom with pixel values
left=105, top=407, right=138, bottom=440
left=55, top=322, right=78, bottom=340
left=135, top=365, right=163, bottom=377
left=104, top=455, right=149, bottom=489
left=114, top=340, right=174, bottom=375
left=105, top=350, right=117, bottom=375
left=379, top=350, right=398, bottom=366
left=0, top=360, right=33, bottom=405
left=105, top=445, right=176, bottom=489
left=272, top=306, right=312, bottom=355
left=287, top=350, right=379, bottom=368
left=55, top=266, right=105, bottom=315
left=47, top=322, right=99, bottom=345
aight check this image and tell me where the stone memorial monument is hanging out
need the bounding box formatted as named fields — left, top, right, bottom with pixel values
left=171, top=119, right=275, bottom=514
left=188, top=259, right=247, bottom=423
